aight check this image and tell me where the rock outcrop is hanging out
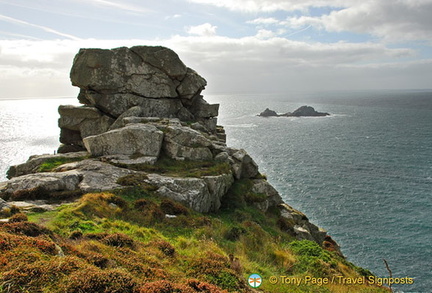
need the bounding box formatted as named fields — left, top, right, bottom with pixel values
left=0, top=45, right=339, bottom=250
left=59, top=46, right=218, bottom=153
left=286, top=105, right=330, bottom=117
left=258, top=105, right=330, bottom=117
left=258, top=108, right=278, bottom=117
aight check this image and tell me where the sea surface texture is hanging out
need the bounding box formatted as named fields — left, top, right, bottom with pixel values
left=1, top=90, right=431, bottom=292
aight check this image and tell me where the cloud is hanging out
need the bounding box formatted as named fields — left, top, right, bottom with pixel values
left=247, top=17, right=280, bottom=25
left=186, top=23, right=218, bottom=36
left=0, top=35, right=428, bottom=99
left=287, top=1, right=432, bottom=42
left=165, top=14, right=182, bottom=20
left=75, top=0, right=150, bottom=14
left=0, top=14, right=81, bottom=40
left=188, top=0, right=353, bottom=12
left=190, top=0, right=432, bottom=43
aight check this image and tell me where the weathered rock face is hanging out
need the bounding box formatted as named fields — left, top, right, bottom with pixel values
left=1, top=171, right=82, bottom=200
left=149, top=172, right=234, bottom=213
left=6, top=151, right=88, bottom=179
left=230, top=149, right=259, bottom=179
left=251, top=179, right=284, bottom=212
left=60, top=46, right=217, bottom=152
left=163, top=125, right=213, bottom=161
left=1, top=45, right=340, bottom=251
left=71, top=46, right=184, bottom=98
left=83, top=124, right=164, bottom=157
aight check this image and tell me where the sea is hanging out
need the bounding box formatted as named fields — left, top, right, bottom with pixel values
left=1, top=90, right=431, bottom=292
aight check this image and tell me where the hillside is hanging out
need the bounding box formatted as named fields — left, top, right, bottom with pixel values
left=0, top=46, right=390, bottom=293
left=1, top=172, right=388, bottom=292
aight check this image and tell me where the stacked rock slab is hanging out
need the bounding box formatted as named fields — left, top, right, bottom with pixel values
left=59, top=46, right=218, bottom=153
left=0, top=46, right=340, bottom=251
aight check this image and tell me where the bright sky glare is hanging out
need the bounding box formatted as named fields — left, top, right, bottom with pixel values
left=1, top=0, right=431, bottom=98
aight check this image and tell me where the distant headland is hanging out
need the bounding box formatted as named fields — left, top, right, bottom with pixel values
left=258, top=105, right=330, bottom=117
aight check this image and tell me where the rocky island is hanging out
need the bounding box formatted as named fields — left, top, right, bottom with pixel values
left=258, top=105, right=330, bottom=117
left=0, top=46, right=387, bottom=292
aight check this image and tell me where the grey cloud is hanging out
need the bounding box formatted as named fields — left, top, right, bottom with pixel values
left=288, top=1, right=432, bottom=42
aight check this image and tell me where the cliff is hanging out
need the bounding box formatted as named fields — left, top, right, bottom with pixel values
left=0, top=46, right=388, bottom=292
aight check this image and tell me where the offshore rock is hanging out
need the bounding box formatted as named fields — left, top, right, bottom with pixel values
left=258, top=105, right=330, bottom=117
left=258, top=108, right=278, bottom=117
left=285, top=105, right=329, bottom=117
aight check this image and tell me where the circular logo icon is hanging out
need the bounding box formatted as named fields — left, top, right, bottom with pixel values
left=248, top=274, right=262, bottom=288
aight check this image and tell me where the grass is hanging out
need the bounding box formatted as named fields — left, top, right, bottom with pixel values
left=0, top=181, right=390, bottom=293
left=114, top=155, right=231, bottom=178
left=38, top=155, right=88, bottom=172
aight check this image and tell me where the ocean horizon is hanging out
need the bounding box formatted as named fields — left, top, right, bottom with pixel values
left=1, top=89, right=431, bottom=292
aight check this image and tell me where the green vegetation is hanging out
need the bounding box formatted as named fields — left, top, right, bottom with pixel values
left=0, top=181, right=389, bottom=293
left=114, top=155, right=231, bottom=177
left=38, top=155, right=88, bottom=172
left=3, top=186, right=83, bottom=201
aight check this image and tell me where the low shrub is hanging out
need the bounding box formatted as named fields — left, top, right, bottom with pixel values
left=60, top=268, right=138, bottom=293
left=223, top=226, right=246, bottom=241
left=69, top=230, right=83, bottom=240
left=289, top=240, right=335, bottom=277
left=117, top=174, right=159, bottom=195
left=188, top=252, right=229, bottom=277
left=100, top=233, right=135, bottom=248
left=79, top=251, right=110, bottom=268
left=160, top=199, right=189, bottom=215
left=134, top=199, right=157, bottom=210
left=0, top=256, right=85, bottom=292
left=1, top=222, right=52, bottom=237
left=138, top=280, right=193, bottom=293
left=107, top=195, right=129, bottom=209
left=185, top=279, right=229, bottom=293
left=8, top=212, right=28, bottom=223
left=0, top=231, right=56, bottom=254
left=151, top=240, right=175, bottom=257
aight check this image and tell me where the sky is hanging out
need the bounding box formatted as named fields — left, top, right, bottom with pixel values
left=0, top=0, right=432, bottom=99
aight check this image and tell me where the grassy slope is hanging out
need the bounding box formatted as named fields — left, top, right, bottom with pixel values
left=0, top=158, right=390, bottom=292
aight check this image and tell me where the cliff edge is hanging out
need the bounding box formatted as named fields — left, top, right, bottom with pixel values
left=0, top=46, right=388, bottom=293
left=2, top=45, right=329, bottom=245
